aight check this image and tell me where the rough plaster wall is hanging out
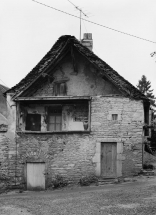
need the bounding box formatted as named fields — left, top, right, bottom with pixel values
left=33, top=54, right=121, bottom=97
left=5, top=97, right=145, bottom=186
left=19, top=104, right=47, bottom=131
left=19, top=103, right=88, bottom=132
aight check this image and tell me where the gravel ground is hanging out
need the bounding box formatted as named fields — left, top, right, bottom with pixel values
left=1, top=177, right=156, bottom=215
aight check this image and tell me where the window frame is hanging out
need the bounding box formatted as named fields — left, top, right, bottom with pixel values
left=54, top=82, right=67, bottom=96
left=25, top=113, right=41, bottom=131
left=112, top=114, right=118, bottom=121
left=47, top=107, right=62, bottom=131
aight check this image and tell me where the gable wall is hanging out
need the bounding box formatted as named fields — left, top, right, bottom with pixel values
left=33, top=53, right=121, bottom=97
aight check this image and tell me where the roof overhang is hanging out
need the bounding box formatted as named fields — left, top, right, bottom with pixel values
left=14, top=96, right=91, bottom=101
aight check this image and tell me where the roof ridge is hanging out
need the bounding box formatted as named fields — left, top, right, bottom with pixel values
left=5, top=35, right=148, bottom=101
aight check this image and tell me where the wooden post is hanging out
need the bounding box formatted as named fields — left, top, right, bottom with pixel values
left=88, top=99, right=91, bottom=131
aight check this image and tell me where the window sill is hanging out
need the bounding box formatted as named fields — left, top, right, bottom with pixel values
left=16, top=130, right=91, bottom=134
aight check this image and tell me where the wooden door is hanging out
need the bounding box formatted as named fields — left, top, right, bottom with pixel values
left=101, top=143, right=117, bottom=178
left=27, top=163, right=45, bottom=191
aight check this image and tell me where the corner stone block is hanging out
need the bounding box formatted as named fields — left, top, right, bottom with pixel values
left=117, top=142, right=123, bottom=154
left=95, top=142, right=101, bottom=153
left=95, top=162, right=101, bottom=176
left=92, top=152, right=100, bottom=163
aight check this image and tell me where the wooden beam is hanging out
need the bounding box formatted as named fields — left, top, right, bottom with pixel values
left=16, top=130, right=91, bottom=134
left=71, top=46, right=77, bottom=74
left=15, top=96, right=91, bottom=101
left=16, top=102, right=20, bottom=130
left=88, top=100, right=91, bottom=131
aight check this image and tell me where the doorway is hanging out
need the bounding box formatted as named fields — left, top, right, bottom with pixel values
left=26, top=162, right=45, bottom=190
left=101, top=143, right=117, bottom=178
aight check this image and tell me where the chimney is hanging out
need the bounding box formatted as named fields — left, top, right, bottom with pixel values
left=81, top=33, right=93, bottom=51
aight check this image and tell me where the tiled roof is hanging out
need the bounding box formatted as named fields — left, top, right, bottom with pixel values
left=0, top=84, right=9, bottom=94
left=6, top=35, right=148, bottom=100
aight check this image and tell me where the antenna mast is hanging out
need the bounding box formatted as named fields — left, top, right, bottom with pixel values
left=67, top=0, right=88, bottom=41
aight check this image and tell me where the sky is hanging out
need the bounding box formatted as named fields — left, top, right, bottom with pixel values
left=1, top=0, right=156, bottom=94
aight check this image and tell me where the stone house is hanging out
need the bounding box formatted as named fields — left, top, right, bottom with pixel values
left=4, top=34, right=151, bottom=190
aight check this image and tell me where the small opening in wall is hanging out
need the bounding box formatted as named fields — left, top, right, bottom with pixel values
left=25, top=114, right=41, bottom=131
left=54, top=82, right=67, bottom=96
left=112, top=114, right=118, bottom=120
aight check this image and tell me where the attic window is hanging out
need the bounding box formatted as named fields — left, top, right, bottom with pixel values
left=25, top=114, right=41, bottom=131
left=112, top=114, right=118, bottom=120
left=54, top=82, right=67, bottom=96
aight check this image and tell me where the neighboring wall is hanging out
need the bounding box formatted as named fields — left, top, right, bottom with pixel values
left=0, top=125, right=10, bottom=188
left=0, top=125, right=8, bottom=174
left=6, top=97, right=144, bottom=186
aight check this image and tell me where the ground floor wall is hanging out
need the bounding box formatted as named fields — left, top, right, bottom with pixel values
left=3, top=97, right=146, bottom=188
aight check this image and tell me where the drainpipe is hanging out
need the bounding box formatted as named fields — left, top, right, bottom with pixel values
left=15, top=102, right=19, bottom=187
left=15, top=131, right=17, bottom=186
left=142, top=127, right=145, bottom=169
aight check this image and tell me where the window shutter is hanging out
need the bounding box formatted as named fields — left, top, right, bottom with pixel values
left=60, top=83, right=66, bottom=96
left=54, top=82, right=67, bottom=96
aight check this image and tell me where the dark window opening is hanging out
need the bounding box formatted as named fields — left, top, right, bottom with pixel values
left=112, top=114, right=118, bottom=120
left=54, top=82, right=67, bottom=96
left=48, top=107, right=62, bottom=131
left=25, top=114, right=41, bottom=131
left=144, top=104, right=150, bottom=136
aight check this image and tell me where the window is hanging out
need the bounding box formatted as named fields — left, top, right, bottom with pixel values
left=54, top=82, right=67, bottom=96
left=25, top=114, right=41, bottom=131
left=112, top=114, right=118, bottom=120
left=48, top=107, right=62, bottom=131
left=144, top=104, right=150, bottom=136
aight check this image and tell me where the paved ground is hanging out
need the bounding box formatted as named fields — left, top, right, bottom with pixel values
left=1, top=176, right=156, bottom=215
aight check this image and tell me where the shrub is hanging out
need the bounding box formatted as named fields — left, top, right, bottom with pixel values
left=51, top=175, right=68, bottom=189
left=79, top=175, right=98, bottom=186
left=0, top=173, right=10, bottom=181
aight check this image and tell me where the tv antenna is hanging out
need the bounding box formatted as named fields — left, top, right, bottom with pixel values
left=67, top=0, right=88, bottom=41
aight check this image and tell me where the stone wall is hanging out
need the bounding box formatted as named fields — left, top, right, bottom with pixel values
left=5, top=96, right=145, bottom=187
left=0, top=126, right=10, bottom=189
left=0, top=127, right=9, bottom=175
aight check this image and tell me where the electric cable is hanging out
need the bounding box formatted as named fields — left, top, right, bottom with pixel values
left=31, top=0, right=156, bottom=44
